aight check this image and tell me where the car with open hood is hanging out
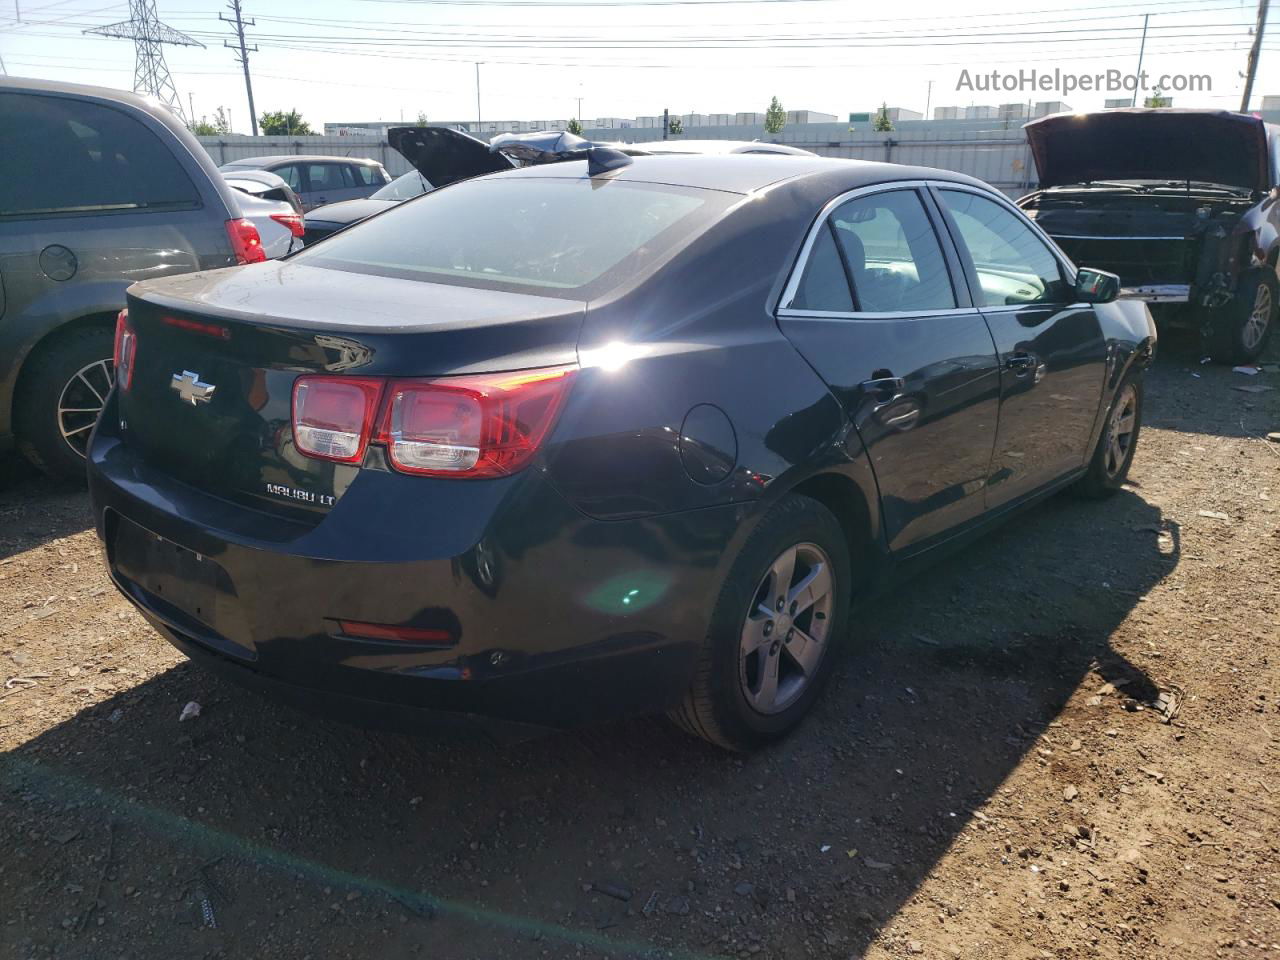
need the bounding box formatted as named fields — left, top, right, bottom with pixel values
left=89, top=152, right=1154, bottom=750
left=1017, top=108, right=1279, bottom=363
left=301, top=127, right=816, bottom=244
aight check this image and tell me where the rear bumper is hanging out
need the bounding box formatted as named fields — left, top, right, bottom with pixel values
left=88, top=402, right=747, bottom=730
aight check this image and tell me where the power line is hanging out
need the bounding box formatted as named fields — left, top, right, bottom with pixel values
left=84, top=0, right=202, bottom=123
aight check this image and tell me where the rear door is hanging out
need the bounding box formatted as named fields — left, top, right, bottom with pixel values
left=777, top=184, right=1001, bottom=554
left=932, top=186, right=1107, bottom=509
left=301, top=161, right=358, bottom=210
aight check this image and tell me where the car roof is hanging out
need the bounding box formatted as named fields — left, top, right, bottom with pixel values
left=223, top=155, right=383, bottom=167
left=495, top=153, right=991, bottom=196
left=638, top=139, right=814, bottom=156
left=0, top=74, right=164, bottom=112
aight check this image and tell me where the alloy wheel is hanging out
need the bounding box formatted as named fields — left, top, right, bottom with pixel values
left=1243, top=283, right=1272, bottom=352
left=1104, top=383, right=1138, bottom=479
left=739, top=542, right=835, bottom=715
left=57, top=358, right=114, bottom=459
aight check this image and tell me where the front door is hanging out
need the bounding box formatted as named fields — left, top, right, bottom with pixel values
left=933, top=187, right=1107, bottom=509
left=777, top=185, right=1002, bottom=553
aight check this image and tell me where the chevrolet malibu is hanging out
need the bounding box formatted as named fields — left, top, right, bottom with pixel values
left=89, top=152, right=1155, bottom=750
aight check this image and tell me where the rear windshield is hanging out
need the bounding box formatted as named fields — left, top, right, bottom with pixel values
left=294, top=176, right=736, bottom=298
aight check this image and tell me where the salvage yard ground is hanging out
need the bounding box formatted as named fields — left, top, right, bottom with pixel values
left=1, top=335, right=1278, bottom=960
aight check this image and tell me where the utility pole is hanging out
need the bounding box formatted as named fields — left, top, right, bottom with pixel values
left=1241, top=0, right=1270, bottom=111
left=221, top=0, right=257, bottom=136
left=924, top=79, right=933, bottom=120
left=575, top=96, right=583, bottom=121
left=188, top=91, right=195, bottom=125
left=1131, top=14, right=1149, bottom=107
left=663, top=107, right=669, bottom=141
left=475, top=62, right=481, bottom=128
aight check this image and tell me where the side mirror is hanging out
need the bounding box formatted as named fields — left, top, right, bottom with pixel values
left=1075, top=267, right=1120, bottom=304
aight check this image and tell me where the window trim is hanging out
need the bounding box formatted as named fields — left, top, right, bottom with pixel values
left=777, top=181, right=973, bottom=320
left=927, top=182, right=1079, bottom=313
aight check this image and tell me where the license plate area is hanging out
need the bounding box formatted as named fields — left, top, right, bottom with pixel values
left=109, top=515, right=254, bottom=659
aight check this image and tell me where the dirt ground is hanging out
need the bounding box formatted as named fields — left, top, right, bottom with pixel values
left=1, top=335, right=1278, bottom=960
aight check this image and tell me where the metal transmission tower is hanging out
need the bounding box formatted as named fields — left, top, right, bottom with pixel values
left=85, top=0, right=204, bottom=126
left=220, top=0, right=258, bottom=136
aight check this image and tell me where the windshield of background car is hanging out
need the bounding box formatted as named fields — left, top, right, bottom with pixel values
left=373, top=171, right=432, bottom=200
left=294, top=176, right=737, bottom=298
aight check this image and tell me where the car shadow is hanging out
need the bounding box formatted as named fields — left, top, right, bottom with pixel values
left=0, top=484, right=1178, bottom=959
left=0, top=453, right=93, bottom=561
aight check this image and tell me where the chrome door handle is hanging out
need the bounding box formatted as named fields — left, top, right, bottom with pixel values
left=1005, top=353, right=1037, bottom=375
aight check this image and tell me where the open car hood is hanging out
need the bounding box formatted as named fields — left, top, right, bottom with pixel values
left=1024, top=109, right=1271, bottom=192
left=387, top=126, right=515, bottom=188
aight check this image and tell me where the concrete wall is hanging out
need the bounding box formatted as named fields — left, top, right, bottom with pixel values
left=199, top=111, right=1280, bottom=199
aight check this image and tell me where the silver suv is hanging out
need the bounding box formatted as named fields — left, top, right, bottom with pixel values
left=0, top=77, right=281, bottom=480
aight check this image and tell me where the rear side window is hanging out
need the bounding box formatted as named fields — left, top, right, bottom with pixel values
left=352, top=164, right=378, bottom=186
left=789, top=225, right=853, bottom=311
left=0, top=92, right=200, bottom=218
left=307, top=163, right=347, bottom=191
left=937, top=189, right=1067, bottom=306
left=296, top=177, right=735, bottom=298
left=830, top=190, right=956, bottom=312
left=274, top=164, right=303, bottom=192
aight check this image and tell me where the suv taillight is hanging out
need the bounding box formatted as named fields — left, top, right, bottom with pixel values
left=290, top=367, right=576, bottom=477
left=112, top=309, right=136, bottom=391
left=226, top=217, right=267, bottom=264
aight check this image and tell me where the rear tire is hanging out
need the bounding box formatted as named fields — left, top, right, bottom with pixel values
left=1074, top=368, right=1143, bottom=499
left=669, top=494, right=852, bottom=751
left=15, top=326, right=115, bottom=483
left=1207, top=269, right=1275, bottom=364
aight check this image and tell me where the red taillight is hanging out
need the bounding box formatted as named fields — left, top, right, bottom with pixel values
left=112, top=309, right=136, bottom=392
left=270, top=212, right=305, bottom=238
left=225, top=217, right=267, bottom=264
left=289, top=366, right=575, bottom=476
left=291, top=377, right=383, bottom=463
left=379, top=367, right=576, bottom=478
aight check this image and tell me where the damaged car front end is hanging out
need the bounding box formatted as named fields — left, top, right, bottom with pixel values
left=1018, top=109, right=1279, bottom=362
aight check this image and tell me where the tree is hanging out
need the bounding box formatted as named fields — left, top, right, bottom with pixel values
left=764, top=96, right=786, bottom=134
left=1144, top=87, right=1171, bottom=108
left=667, top=117, right=683, bottom=135
left=567, top=117, right=583, bottom=135
left=191, top=106, right=230, bottom=136
left=873, top=102, right=895, bottom=132
left=416, top=111, right=428, bottom=126
left=259, top=109, right=313, bottom=136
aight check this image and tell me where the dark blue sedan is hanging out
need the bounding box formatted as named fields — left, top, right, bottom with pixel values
left=89, top=151, right=1155, bottom=750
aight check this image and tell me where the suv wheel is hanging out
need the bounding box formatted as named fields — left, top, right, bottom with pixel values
left=15, top=326, right=115, bottom=482
left=670, top=494, right=852, bottom=751
left=1209, top=269, right=1276, bottom=364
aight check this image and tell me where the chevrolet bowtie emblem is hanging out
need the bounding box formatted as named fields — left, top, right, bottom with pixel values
left=170, top=370, right=216, bottom=406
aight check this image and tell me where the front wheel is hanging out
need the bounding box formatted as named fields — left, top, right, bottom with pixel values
left=669, top=494, right=852, bottom=751
left=1074, top=369, right=1143, bottom=499
left=1207, top=269, right=1275, bottom=364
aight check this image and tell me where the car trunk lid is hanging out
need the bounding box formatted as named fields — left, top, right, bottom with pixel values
left=1024, top=109, right=1271, bottom=193
left=119, top=260, right=583, bottom=518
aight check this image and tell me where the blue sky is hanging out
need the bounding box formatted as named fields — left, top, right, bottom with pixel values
left=1, top=0, right=1276, bottom=132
